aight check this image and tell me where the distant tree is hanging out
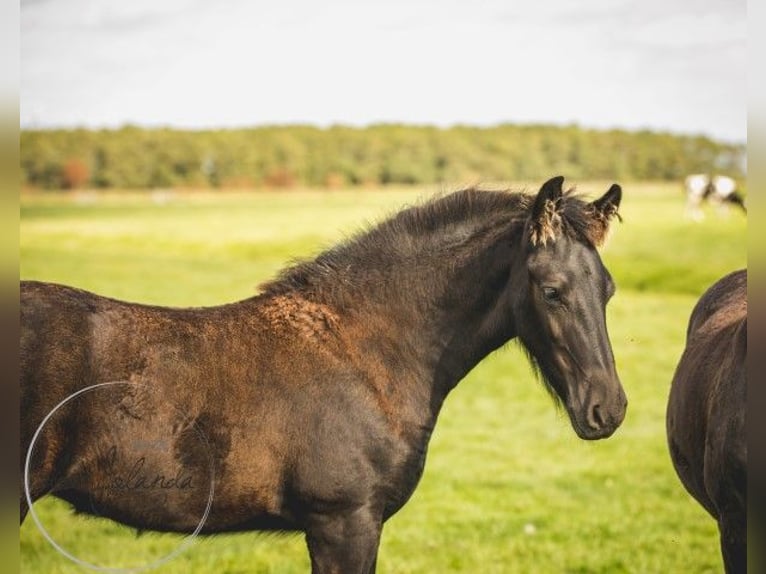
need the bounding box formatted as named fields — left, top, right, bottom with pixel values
left=20, top=125, right=745, bottom=190
left=61, top=158, right=89, bottom=189
left=263, top=167, right=296, bottom=188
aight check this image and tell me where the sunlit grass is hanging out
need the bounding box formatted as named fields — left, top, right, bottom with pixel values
left=20, top=183, right=745, bottom=573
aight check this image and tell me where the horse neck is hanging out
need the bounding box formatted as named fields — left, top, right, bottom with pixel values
left=426, top=233, right=520, bottom=397
left=338, top=221, right=522, bottom=416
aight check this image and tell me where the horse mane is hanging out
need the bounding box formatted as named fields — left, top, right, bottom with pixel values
left=259, top=186, right=609, bottom=300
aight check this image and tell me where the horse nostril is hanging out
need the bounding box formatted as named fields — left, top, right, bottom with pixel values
left=589, top=404, right=605, bottom=429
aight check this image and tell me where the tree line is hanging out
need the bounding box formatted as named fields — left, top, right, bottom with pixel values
left=20, top=124, right=745, bottom=190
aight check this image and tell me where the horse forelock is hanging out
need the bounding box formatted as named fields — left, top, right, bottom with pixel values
left=528, top=189, right=618, bottom=249
left=528, top=197, right=563, bottom=247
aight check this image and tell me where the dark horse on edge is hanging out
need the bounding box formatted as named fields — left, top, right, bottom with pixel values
left=21, top=176, right=627, bottom=573
left=667, top=269, right=747, bottom=573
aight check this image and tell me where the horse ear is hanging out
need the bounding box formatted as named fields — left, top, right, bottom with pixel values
left=589, top=183, right=622, bottom=246
left=593, top=183, right=622, bottom=216
left=529, top=175, right=565, bottom=246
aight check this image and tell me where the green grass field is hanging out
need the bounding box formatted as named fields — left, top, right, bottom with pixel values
left=20, top=183, right=747, bottom=573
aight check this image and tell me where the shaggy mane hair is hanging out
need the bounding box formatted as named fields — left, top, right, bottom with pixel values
left=259, top=186, right=613, bottom=298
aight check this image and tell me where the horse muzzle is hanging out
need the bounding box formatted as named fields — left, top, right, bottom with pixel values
left=567, top=382, right=627, bottom=440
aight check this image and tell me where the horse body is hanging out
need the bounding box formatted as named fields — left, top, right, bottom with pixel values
left=667, top=269, right=747, bottom=573
left=22, top=282, right=433, bottom=532
left=21, top=176, right=626, bottom=573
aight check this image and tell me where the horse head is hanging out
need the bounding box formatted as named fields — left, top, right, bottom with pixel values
left=512, top=176, right=627, bottom=439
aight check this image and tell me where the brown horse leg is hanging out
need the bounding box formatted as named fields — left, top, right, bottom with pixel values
left=719, top=512, right=746, bottom=574
left=304, top=506, right=382, bottom=574
left=19, top=442, right=55, bottom=525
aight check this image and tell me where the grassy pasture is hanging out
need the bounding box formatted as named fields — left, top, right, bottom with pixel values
left=20, top=182, right=746, bottom=573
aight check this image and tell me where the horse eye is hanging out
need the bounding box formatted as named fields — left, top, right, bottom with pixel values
left=542, top=286, right=560, bottom=302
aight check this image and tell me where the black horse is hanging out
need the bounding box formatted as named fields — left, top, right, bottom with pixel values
left=21, top=176, right=627, bottom=573
left=667, top=269, right=747, bottom=573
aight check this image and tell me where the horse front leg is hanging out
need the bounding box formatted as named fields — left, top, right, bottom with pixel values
left=719, top=512, right=746, bottom=574
left=304, top=506, right=382, bottom=574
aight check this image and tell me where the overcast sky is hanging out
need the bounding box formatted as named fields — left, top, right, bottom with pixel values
left=21, top=0, right=747, bottom=143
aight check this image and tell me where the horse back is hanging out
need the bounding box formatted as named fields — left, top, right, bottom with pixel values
left=686, top=270, right=746, bottom=341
